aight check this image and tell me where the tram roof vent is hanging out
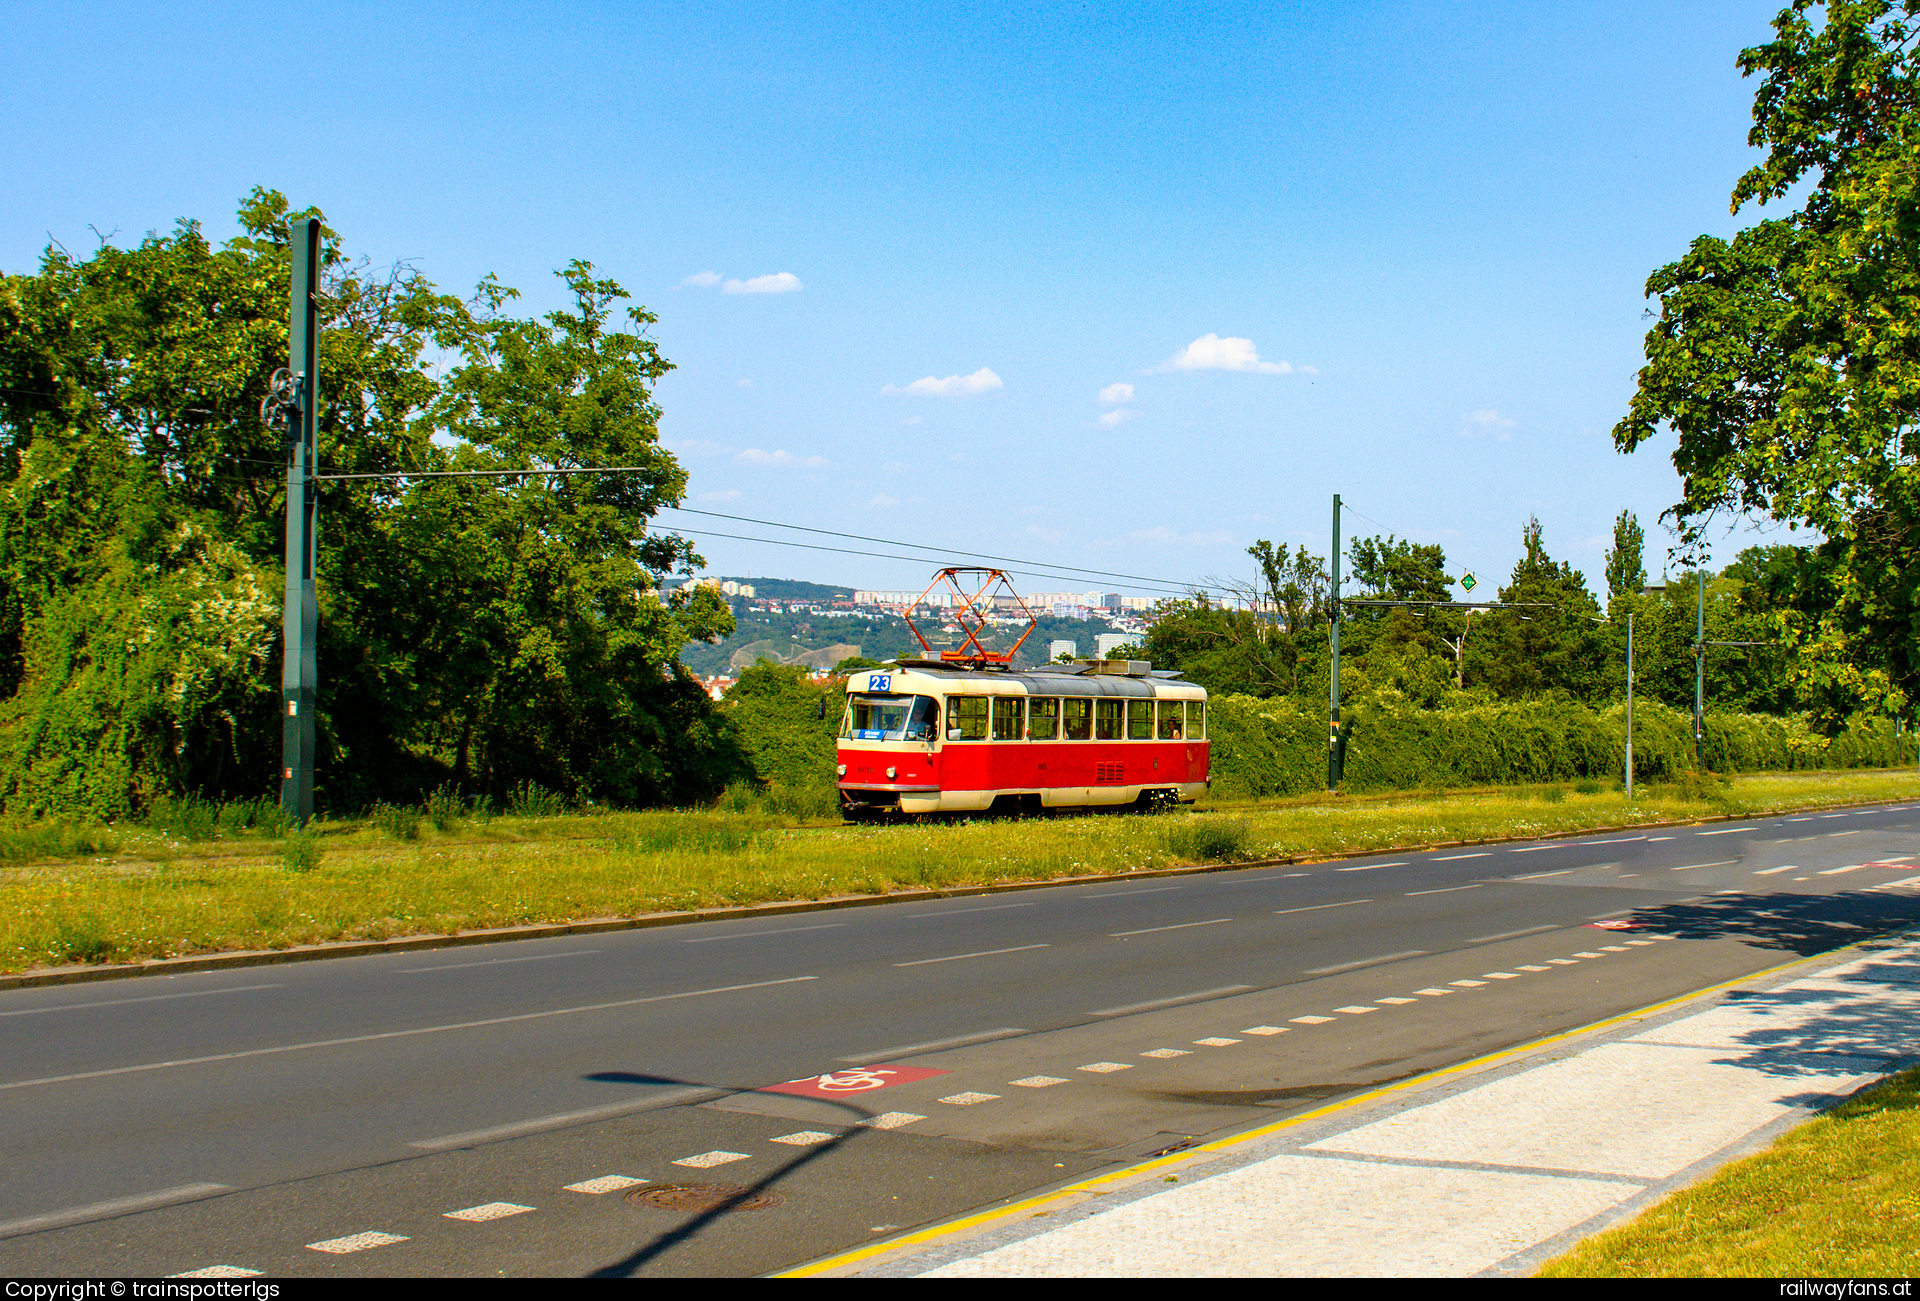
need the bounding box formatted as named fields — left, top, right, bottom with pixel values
left=1074, top=658, right=1153, bottom=677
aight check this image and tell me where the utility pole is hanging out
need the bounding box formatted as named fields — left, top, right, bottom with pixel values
left=281, top=217, right=321, bottom=826
left=1328, top=493, right=1342, bottom=790
left=1693, top=563, right=1706, bottom=772
left=1625, top=608, right=1635, bottom=800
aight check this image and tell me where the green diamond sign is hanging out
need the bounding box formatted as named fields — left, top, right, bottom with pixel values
left=1460, top=572, right=1477, bottom=592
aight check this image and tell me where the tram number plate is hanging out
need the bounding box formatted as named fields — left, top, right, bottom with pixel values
left=866, top=673, right=892, bottom=692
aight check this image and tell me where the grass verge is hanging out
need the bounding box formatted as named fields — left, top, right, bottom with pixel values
left=1539, top=1065, right=1920, bottom=1276
left=1, top=767, right=1914, bottom=975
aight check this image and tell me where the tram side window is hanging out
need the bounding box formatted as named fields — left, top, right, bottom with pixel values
left=948, top=696, right=989, bottom=740
left=1029, top=698, right=1060, bottom=740
left=1094, top=699, right=1124, bottom=741
left=991, top=696, right=1024, bottom=741
left=1126, top=699, right=1153, bottom=740
left=1062, top=698, right=1093, bottom=740
left=1157, top=700, right=1184, bottom=740
left=1189, top=700, right=1206, bottom=740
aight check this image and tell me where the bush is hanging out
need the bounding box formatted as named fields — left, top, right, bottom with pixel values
left=505, top=781, right=569, bottom=818
left=424, top=783, right=462, bottom=832
left=371, top=802, right=420, bottom=840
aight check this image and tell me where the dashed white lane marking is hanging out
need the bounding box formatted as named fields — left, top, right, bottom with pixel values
left=771, top=1131, right=837, bottom=1145
left=402, top=950, right=597, bottom=972
left=0, top=985, right=281, bottom=1019
left=1078, top=1062, right=1132, bottom=1073
left=894, top=944, right=1049, bottom=967
left=1449, top=979, right=1487, bottom=988
left=1414, top=988, right=1452, bottom=996
left=862, top=1113, right=925, bottom=1129
left=307, top=1232, right=407, bottom=1254
left=1599, top=946, right=1630, bottom=952
left=1242, top=1026, right=1288, bottom=1036
left=1786, top=817, right=1813, bottom=822
left=1573, top=951, right=1606, bottom=959
left=566, top=1175, right=648, bottom=1193
left=1754, top=865, right=1799, bottom=875
left=1142, top=1048, right=1191, bottom=1058
left=1305, top=950, right=1428, bottom=975
left=1483, top=972, right=1520, bottom=980
left=1672, top=861, right=1739, bottom=871
left=1625, top=940, right=1654, bottom=947
left=445, top=1202, right=535, bottom=1222
left=1695, top=827, right=1753, bottom=835
left=1108, top=918, right=1233, bottom=937
left=938, top=1092, right=1002, bottom=1106
left=681, top=924, right=845, bottom=944
left=1506, top=844, right=1569, bottom=853
left=1376, top=997, right=1418, bottom=1005
left=1512, top=869, right=1573, bottom=880
left=1517, top=965, right=1551, bottom=972
left=172, top=1267, right=263, bottom=1278
left=1290, top=1015, right=1336, bottom=1024
left=1647, top=836, right=1674, bottom=841
left=915, top=902, right=1040, bottom=918
left=1546, top=958, right=1579, bottom=965
left=1828, top=830, right=1862, bottom=836
left=1873, top=875, right=1920, bottom=890
left=1195, top=1037, right=1241, bottom=1046
left=1469, top=924, right=1559, bottom=943
left=674, top=1151, right=751, bottom=1169
left=1435, top=852, right=1491, bottom=860
left=1819, top=814, right=1849, bottom=819
left=1407, top=884, right=1482, bottom=896
left=1088, top=986, right=1255, bottom=1017
left=1818, top=866, right=1865, bottom=876
left=1334, top=1006, right=1377, bottom=1015
left=1275, top=899, right=1373, bottom=915
left=1010, top=1076, right=1070, bottom=1088
left=1084, top=886, right=1181, bottom=898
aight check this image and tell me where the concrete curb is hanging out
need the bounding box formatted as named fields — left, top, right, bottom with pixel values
left=2, top=795, right=1910, bottom=992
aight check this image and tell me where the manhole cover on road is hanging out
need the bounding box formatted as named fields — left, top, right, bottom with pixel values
left=625, top=1183, right=786, bottom=1213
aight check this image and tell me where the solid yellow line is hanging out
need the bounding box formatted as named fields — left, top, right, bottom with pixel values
left=773, top=940, right=1864, bottom=1278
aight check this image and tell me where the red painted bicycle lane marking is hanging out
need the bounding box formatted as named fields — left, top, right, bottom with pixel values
left=762, top=1065, right=950, bottom=1099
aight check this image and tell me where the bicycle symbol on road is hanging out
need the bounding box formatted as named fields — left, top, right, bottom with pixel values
left=804, top=1068, right=900, bottom=1092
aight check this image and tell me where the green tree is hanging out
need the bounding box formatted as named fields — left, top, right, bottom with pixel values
left=1604, top=510, right=1647, bottom=598
left=1613, top=0, right=1920, bottom=722
left=1473, top=518, right=1606, bottom=699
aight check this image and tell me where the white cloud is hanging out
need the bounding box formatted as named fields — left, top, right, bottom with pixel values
left=868, top=494, right=901, bottom=508
left=735, top=448, right=827, bottom=468
left=1096, top=408, right=1140, bottom=429
left=681, top=271, right=722, bottom=287
left=883, top=367, right=1005, bottom=398
left=696, top=489, right=742, bottom=503
left=1463, top=408, right=1517, bottom=440
left=723, top=272, right=803, bottom=295
left=1098, top=382, right=1135, bottom=405
left=1157, top=333, right=1309, bottom=375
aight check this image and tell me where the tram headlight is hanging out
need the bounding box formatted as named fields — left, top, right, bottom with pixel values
left=836, top=764, right=847, bottom=777
left=886, top=766, right=898, bottom=780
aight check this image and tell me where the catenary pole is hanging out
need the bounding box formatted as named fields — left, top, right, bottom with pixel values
left=1328, top=493, right=1342, bottom=790
left=281, top=217, right=321, bottom=826
left=1693, top=564, right=1706, bottom=772
left=1625, top=608, right=1635, bottom=800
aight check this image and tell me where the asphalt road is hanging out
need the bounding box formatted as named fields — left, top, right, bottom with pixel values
left=3, top=801, right=1918, bottom=1276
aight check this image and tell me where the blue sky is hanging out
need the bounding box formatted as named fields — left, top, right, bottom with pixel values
left=5, top=1, right=1801, bottom=600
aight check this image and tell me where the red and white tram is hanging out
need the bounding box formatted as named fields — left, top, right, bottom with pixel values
left=835, top=660, right=1209, bottom=819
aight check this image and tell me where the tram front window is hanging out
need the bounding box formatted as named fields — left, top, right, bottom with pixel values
left=846, top=695, right=941, bottom=741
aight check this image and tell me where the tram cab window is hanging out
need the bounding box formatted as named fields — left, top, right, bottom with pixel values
left=991, top=696, right=1024, bottom=741
left=1189, top=700, right=1206, bottom=740
left=1062, top=698, right=1093, bottom=740
left=1127, top=700, right=1153, bottom=739
left=1028, top=698, right=1060, bottom=740
left=948, top=696, right=989, bottom=740
left=1094, top=700, right=1124, bottom=741
left=846, top=694, right=941, bottom=742
left=1157, top=700, right=1184, bottom=740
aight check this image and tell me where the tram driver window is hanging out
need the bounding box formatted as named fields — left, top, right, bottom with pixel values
left=1095, top=700, right=1124, bottom=741
left=1157, top=700, right=1184, bottom=740
left=907, top=696, right=940, bottom=741
left=949, top=696, right=989, bottom=740
left=1062, top=698, right=1092, bottom=740
left=991, top=696, right=1024, bottom=741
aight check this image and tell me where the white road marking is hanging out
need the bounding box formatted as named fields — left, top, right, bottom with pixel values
left=566, top=1175, right=648, bottom=1193
left=0, top=1184, right=230, bottom=1239
left=1088, top=986, right=1254, bottom=1017
left=1873, top=875, right=1920, bottom=890
left=307, top=1232, right=407, bottom=1254
left=1274, top=899, right=1372, bottom=915
left=1483, top=972, right=1520, bottom=979
left=402, top=950, right=598, bottom=972
left=0, top=985, right=282, bottom=1018
left=1753, top=865, right=1798, bottom=875
left=1828, top=830, right=1862, bottom=836
left=171, top=1268, right=261, bottom=1279
left=911, top=902, right=1040, bottom=917
left=1407, top=885, right=1482, bottom=897
left=1571, top=836, right=1648, bottom=846
left=1305, top=950, right=1427, bottom=975
left=1512, top=869, right=1573, bottom=880
left=770, top=1132, right=837, bottom=1145
left=1647, top=836, right=1674, bottom=841
left=411, top=1088, right=718, bottom=1150
left=1516, top=965, right=1551, bottom=972
left=1786, top=817, right=1813, bottom=822
left=1084, top=886, right=1181, bottom=898
left=937, top=1092, right=1001, bottom=1105
left=1599, top=945, right=1630, bottom=951
left=1108, top=918, right=1233, bottom=937
left=674, top=1151, right=751, bottom=1169
left=861, top=1112, right=926, bottom=1129
left=894, top=944, right=1049, bottom=967
left=1194, top=1037, right=1241, bottom=1046
left=1241, top=1026, right=1289, bottom=1036
left=1695, top=827, right=1752, bottom=835
left=1469, top=924, right=1559, bottom=943
left=1819, top=814, right=1848, bottom=819
left=1334, top=1006, right=1377, bottom=1015
left=838, top=1028, right=1028, bottom=1063
left=1573, top=951, right=1607, bottom=959
left=1625, top=940, right=1655, bottom=946
left=1435, top=852, right=1491, bottom=860
left=1672, top=861, right=1739, bottom=871
left=445, top=1202, right=535, bottom=1222
left=682, top=925, right=846, bottom=944
left=1413, top=988, right=1452, bottom=996
left=1282, top=873, right=1310, bottom=877
left=5, top=976, right=820, bottom=1093
left=1078, top=1062, right=1132, bottom=1073
left=1449, top=979, right=1487, bottom=987
left=1142, top=1048, right=1190, bottom=1058
left=1819, top=866, right=1865, bottom=875
left=1376, top=997, right=1418, bottom=1005
left=1507, top=844, right=1569, bottom=853
left=1290, top=1015, right=1336, bottom=1024
left=1010, top=1075, right=1069, bottom=1087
